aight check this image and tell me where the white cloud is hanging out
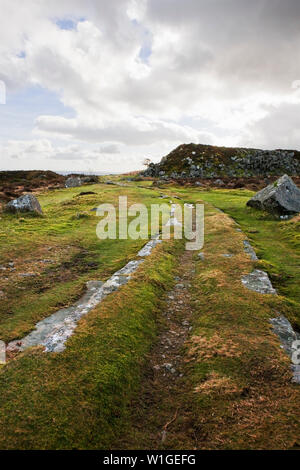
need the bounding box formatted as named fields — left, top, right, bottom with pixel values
left=1, top=0, right=300, bottom=171
left=34, top=115, right=209, bottom=145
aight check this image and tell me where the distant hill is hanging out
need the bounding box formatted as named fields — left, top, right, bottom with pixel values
left=0, top=170, right=65, bottom=203
left=143, top=143, right=300, bottom=179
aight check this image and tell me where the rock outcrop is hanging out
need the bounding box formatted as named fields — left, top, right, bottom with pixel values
left=65, top=176, right=82, bottom=188
left=246, top=174, right=300, bottom=216
left=5, top=194, right=43, bottom=215
left=65, top=175, right=98, bottom=188
left=142, top=143, right=300, bottom=179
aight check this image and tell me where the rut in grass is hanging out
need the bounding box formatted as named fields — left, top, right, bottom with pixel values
left=120, top=248, right=198, bottom=450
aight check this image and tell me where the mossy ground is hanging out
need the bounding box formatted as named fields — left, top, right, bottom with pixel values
left=194, top=188, right=300, bottom=330
left=155, top=184, right=300, bottom=330
left=0, top=180, right=299, bottom=449
left=186, top=206, right=300, bottom=449
left=0, top=178, right=184, bottom=448
left=121, top=186, right=300, bottom=450
left=0, top=182, right=169, bottom=342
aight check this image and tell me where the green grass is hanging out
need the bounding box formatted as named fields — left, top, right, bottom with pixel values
left=184, top=205, right=300, bottom=449
left=193, top=189, right=300, bottom=329
left=1, top=181, right=300, bottom=450
left=155, top=185, right=300, bottom=330
left=0, top=234, right=184, bottom=449
left=0, top=183, right=169, bottom=341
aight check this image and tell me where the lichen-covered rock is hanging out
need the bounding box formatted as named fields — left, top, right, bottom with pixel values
left=270, top=315, right=300, bottom=384
left=65, top=176, right=82, bottom=188
left=241, top=269, right=276, bottom=294
left=246, top=174, right=300, bottom=215
left=243, top=240, right=258, bottom=260
left=5, top=194, right=43, bottom=215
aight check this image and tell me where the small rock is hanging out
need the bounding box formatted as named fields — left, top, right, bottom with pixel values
left=241, top=270, right=276, bottom=295
left=198, top=252, right=205, bottom=261
left=163, top=363, right=176, bottom=373
left=243, top=240, right=258, bottom=261
left=19, top=272, right=36, bottom=278
left=5, top=194, right=43, bottom=215
left=65, top=176, right=82, bottom=188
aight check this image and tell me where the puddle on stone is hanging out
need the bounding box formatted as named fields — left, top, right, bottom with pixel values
left=241, top=269, right=277, bottom=295
left=270, top=315, right=300, bottom=384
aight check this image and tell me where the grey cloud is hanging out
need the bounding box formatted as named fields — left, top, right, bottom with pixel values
left=245, top=102, right=300, bottom=149
left=1, top=0, right=300, bottom=173
left=35, top=116, right=205, bottom=145
left=98, top=144, right=121, bottom=154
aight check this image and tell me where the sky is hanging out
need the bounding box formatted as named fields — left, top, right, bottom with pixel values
left=1, top=0, right=300, bottom=173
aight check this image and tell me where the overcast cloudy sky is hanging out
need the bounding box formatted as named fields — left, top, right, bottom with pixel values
left=1, top=0, right=300, bottom=172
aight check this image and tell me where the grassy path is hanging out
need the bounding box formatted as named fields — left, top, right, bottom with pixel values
left=122, top=199, right=300, bottom=450
left=121, top=249, right=197, bottom=449
left=0, top=182, right=299, bottom=449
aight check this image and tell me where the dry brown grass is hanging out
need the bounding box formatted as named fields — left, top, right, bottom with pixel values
left=187, top=334, right=242, bottom=361
left=194, top=371, right=241, bottom=395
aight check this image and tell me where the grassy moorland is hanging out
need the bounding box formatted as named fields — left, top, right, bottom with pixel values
left=187, top=206, right=300, bottom=449
left=0, top=180, right=299, bottom=449
left=195, top=189, right=300, bottom=330
left=0, top=182, right=170, bottom=342
left=0, top=180, right=185, bottom=448
left=122, top=202, right=300, bottom=450
left=153, top=185, right=300, bottom=330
